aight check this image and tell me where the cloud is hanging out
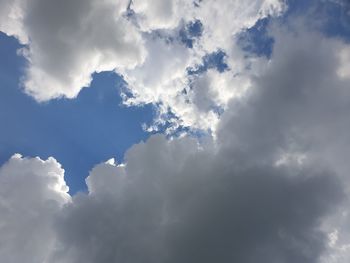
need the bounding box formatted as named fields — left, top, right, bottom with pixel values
left=0, top=0, right=27, bottom=43
left=337, top=46, right=350, bottom=79
left=0, top=0, right=285, bottom=131
left=0, top=0, right=145, bottom=101
left=46, top=135, right=341, bottom=263
left=219, top=24, right=350, bottom=173
left=131, top=0, right=191, bottom=31
left=0, top=135, right=342, bottom=263
left=217, top=23, right=350, bottom=261
left=120, top=0, right=286, bottom=131
left=0, top=154, right=70, bottom=263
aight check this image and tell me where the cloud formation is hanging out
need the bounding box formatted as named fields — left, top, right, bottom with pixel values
left=1, top=0, right=350, bottom=263
left=0, top=154, right=70, bottom=263
left=0, top=0, right=285, bottom=131
left=0, top=135, right=344, bottom=263
left=49, top=135, right=342, bottom=263
left=1, top=0, right=145, bottom=101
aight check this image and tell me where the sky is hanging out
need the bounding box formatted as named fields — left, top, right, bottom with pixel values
left=0, top=32, right=154, bottom=193
left=0, top=0, right=350, bottom=262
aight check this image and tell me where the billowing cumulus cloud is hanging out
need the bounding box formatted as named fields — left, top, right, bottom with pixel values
left=0, top=154, right=70, bottom=263
left=0, top=136, right=344, bottom=263
left=1, top=0, right=350, bottom=263
left=49, top=135, right=342, bottom=263
left=121, top=0, right=286, bottom=131
left=0, top=0, right=145, bottom=101
left=0, top=0, right=285, bottom=131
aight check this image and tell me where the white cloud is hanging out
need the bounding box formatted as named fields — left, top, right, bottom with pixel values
left=122, top=0, right=286, bottom=132
left=0, top=0, right=145, bottom=101
left=0, top=0, right=285, bottom=132
left=190, top=0, right=286, bottom=52
left=0, top=0, right=27, bottom=43
left=0, top=154, right=70, bottom=263
left=131, top=0, right=192, bottom=31
left=337, top=46, right=350, bottom=79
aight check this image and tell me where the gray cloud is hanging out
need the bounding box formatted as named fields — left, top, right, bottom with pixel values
left=1, top=4, right=350, bottom=263
left=47, top=135, right=342, bottom=263
left=0, top=136, right=344, bottom=263
left=218, top=26, right=350, bottom=168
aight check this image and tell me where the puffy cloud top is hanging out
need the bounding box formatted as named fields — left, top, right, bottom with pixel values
left=0, top=0, right=285, bottom=131
left=0, top=154, right=70, bottom=263
left=1, top=0, right=145, bottom=101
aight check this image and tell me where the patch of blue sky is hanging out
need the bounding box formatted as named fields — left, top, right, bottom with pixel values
left=237, top=18, right=274, bottom=58
left=236, top=0, right=350, bottom=61
left=284, top=0, right=350, bottom=40
left=316, top=1, right=350, bottom=41
left=142, top=103, right=212, bottom=138
left=179, top=19, right=203, bottom=48
left=0, top=32, right=154, bottom=194
left=193, top=0, right=203, bottom=8
left=187, top=50, right=229, bottom=75
left=148, top=19, right=203, bottom=49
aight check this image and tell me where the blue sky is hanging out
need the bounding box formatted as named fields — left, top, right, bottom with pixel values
left=0, top=32, right=154, bottom=193
left=0, top=7, right=232, bottom=195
